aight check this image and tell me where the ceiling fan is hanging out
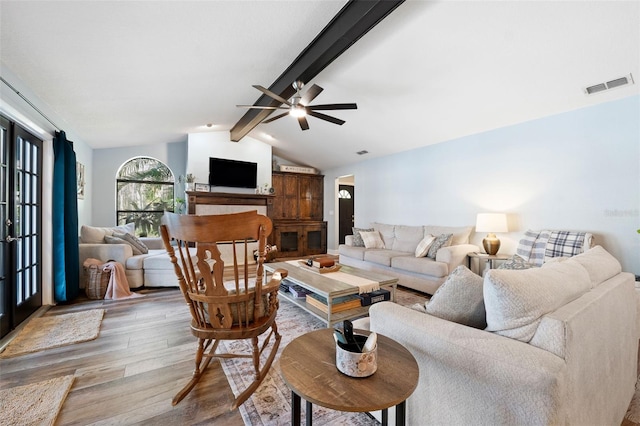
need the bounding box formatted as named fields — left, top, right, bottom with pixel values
left=236, top=81, right=357, bottom=131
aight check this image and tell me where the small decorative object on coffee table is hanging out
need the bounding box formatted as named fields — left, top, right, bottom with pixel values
left=280, top=328, right=418, bottom=426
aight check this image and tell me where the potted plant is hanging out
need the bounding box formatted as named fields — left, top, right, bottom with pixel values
left=179, top=173, right=196, bottom=191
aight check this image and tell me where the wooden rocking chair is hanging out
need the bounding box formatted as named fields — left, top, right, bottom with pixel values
left=160, top=210, right=288, bottom=409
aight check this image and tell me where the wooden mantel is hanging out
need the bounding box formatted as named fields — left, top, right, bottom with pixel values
left=187, top=191, right=274, bottom=216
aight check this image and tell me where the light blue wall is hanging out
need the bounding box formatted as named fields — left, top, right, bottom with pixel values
left=90, top=141, right=187, bottom=227
left=323, top=95, right=640, bottom=274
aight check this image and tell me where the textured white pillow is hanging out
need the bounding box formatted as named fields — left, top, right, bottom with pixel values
left=81, top=223, right=135, bottom=243
left=426, top=233, right=453, bottom=259
left=359, top=230, right=386, bottom=249
left=425, top=265, right=486, bottom=329
left=484, top=259, right=590, bottom=342
left=414, top=234, right=435, bottom=257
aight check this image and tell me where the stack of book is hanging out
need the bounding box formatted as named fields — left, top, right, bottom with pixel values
left=306, top=293, right=362, bottom=313
left=288, top=284, right=311, bottom=299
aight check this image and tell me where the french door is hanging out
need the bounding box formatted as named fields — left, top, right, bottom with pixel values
left=0, top=115, right=43, bottom=339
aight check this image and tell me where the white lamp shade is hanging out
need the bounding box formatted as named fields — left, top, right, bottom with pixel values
left=476, top=213, right=508, bottom=233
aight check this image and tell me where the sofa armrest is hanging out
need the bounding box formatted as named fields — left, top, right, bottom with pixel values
left=345, top=235, right=354, bottom=246
left=369, top=302, right=566, bottom=425
left=140, top=237, right=164, bottom=250
left=435, top=243, right=479, bottom=271
left=79, top=243, right=133, bottom=265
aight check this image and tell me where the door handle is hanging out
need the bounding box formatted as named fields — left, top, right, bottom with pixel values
left=5, top=235, right=16, bottom=242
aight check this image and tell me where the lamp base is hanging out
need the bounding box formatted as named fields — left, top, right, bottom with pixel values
left=482, top=234, right=501, bottom=256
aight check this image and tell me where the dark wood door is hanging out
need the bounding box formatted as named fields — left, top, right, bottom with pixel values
left=338, top=185, right=354, bottom=245
left=272, top=173, right=299, bottom=219
left=0, top=115, right=43, bottom=339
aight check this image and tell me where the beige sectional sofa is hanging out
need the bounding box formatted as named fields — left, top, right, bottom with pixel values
left=78, top=223, right=259, bottom=289
left=339, top=222, right=479, bottom=294
left=362, top=246, right=637, bottom=425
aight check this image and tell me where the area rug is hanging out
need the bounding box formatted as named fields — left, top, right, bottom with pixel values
left=220, top=287, right=428, bottom=425
left=0, top=309, right=105, bottom=358
left=0, top=374, right=75, bottom=426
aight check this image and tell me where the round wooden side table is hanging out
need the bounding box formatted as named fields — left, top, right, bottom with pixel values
left=280, top=328, right=419, bottom=426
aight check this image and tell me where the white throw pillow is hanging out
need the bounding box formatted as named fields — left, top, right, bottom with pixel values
left=414, top=234, right=435, bottom=257
left=359, top=230, right=386, bottom=249
left=484, top=259, right=591, bottom=342
left=81, top=223, right=135, bottom=243
left=425, top=265, right=486, bottom=329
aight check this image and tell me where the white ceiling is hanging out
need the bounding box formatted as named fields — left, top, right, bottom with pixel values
left=1, top=1, right=638, bottom=171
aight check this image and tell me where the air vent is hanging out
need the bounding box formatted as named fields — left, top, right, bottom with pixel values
left=585, top=73, right=634, bottom=95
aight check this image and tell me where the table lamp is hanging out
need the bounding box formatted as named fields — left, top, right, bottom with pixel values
left=476, top=213, right=508, bottom=255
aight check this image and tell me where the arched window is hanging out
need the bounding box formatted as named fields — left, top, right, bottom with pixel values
left=116, top=157, right=174, bottom=237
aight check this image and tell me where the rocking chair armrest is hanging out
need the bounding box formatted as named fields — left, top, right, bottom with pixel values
left=264, top=268, right=289, bottom=291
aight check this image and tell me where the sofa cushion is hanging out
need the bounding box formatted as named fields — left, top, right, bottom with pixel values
left=352, top=227, right=374, bottom=247
left=484, top=259, right=591, bottom=342
left=364, top=249, right=407, bottom=267
left=338, top=244, right=367, bottom=261
left=567, top=245, right=622, bottom=288
left=425, top=265, right=486, bottom=329
left=125, top=252, right=161, bottom=270
left=360, top=230, right=386, bottom=249
left=81, top=223, right=135, bottom=243
left=424, top=225, right=472, bottom=245
left=372, top=223, right=396, bottom=248
left=143, top=251, right=175, bottom=270
left=104, top=235, right=144, bottom=256
left=391, top=255, right=450, bottom=279
left=414, top=234, right=435, bottom=257
left=427, top=233, right=453, bottom=259
left=392, top=225, right=425, bottom=253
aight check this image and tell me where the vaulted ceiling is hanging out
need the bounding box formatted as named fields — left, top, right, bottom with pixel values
left=1, top=1, right=638, bottom=171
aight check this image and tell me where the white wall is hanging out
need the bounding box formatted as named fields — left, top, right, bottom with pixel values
left=187, top=131, right=272, bottom=193
left=323, top=95, right=640, bottom=275
left=90, top=142, right=187, bottom=227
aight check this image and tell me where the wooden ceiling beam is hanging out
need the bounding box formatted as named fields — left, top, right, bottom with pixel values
left=229, top=0, right=405, bottom=142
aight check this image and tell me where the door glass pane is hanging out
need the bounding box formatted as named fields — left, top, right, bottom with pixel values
left=307, top=231, right=322, bottom=250
left=281, top=231, right=299, bottom=252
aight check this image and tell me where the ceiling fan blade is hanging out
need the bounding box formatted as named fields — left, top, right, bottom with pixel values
left=252, top=85, right=291, bottom=106
left=300, top=84, right=323, bottom=106
left=261, top=112, right=289, bottom=124
left=236, top=105, right=288, bottom=110
left=308, top=103, right=358, bottom=110
left=307, top=110, right=346, bottom=126
left=298, top=116, right=310, bottom=131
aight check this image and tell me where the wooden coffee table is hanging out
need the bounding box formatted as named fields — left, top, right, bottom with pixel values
left=280, top=328, right=419, bottom=426
left=265, top=261, right=398, bottom=327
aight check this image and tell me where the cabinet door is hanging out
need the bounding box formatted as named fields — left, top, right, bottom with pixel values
left=272, top=173, right=299, bottom=219
left=298, top=175, right=323, bottom=220
left=303, top=222, right=327, bottom=256
left=274, top=224, right=302, bottom=258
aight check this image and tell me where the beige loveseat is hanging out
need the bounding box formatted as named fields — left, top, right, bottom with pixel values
left=339, top=223, right=479, bottom=294
left=364, top=246, right=637, bottom=425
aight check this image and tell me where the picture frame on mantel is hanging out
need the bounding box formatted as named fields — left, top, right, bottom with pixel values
left=194, top=183, right=210, bottom=192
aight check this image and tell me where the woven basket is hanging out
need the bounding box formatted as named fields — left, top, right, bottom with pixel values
left=84, top=264, right=110, bottom=299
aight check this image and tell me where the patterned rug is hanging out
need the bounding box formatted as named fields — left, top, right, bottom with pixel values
left=220, top=287, right=428, bottom=425
left=0, top=309, right=105, bottom=358
left=0, top=375, right=75, bottom=426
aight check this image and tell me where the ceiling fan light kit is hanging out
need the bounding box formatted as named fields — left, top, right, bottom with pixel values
left=237, top=81, right=357, bottom=131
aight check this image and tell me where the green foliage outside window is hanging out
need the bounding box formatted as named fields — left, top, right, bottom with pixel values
left=116, top=157, right=175, bottom=237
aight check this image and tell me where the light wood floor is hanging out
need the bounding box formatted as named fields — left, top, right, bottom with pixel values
left=0, top=288, right=245, bottom=425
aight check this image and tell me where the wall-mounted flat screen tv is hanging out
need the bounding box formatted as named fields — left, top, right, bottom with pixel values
left=209, top=157, right=257, bottom=189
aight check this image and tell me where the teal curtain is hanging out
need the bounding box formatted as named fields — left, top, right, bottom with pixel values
left=52, top=131, right=80, bottom=302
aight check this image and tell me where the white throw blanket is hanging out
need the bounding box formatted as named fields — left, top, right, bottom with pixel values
left=286, top=260, right=380, bottom=294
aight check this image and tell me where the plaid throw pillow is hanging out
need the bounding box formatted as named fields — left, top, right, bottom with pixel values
left=516, top=230, right=540, bottom=262
left=545, top=231, right=586, bottom=259
left=529, top=230, right=551, bottom=267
